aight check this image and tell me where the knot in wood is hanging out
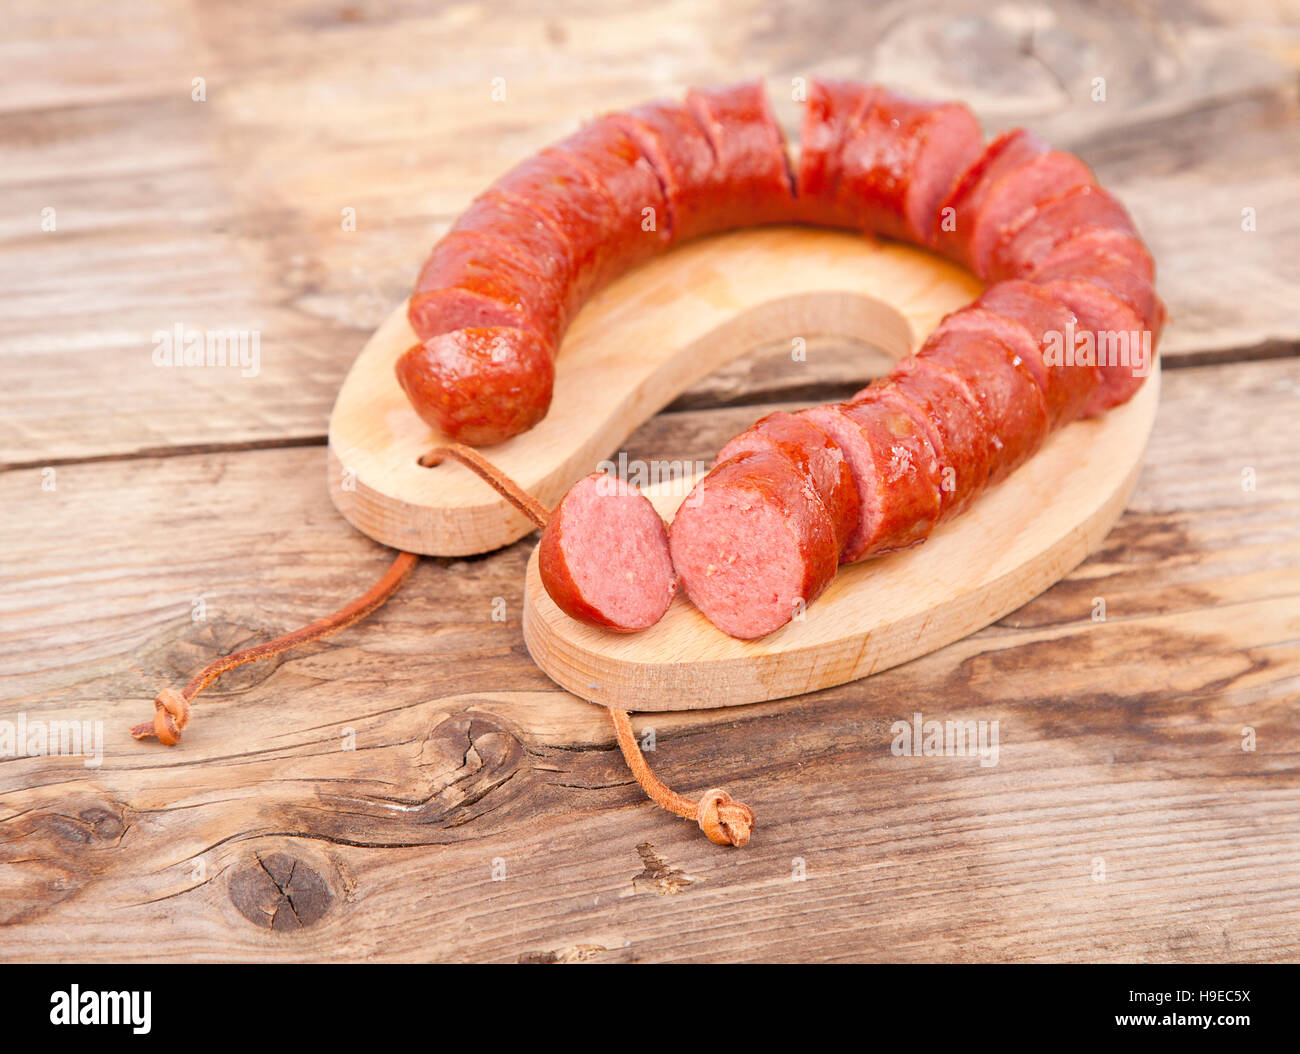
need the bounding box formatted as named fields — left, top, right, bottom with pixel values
left=229, top=852, right=333, bottom=931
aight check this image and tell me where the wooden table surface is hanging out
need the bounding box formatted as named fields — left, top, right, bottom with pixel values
left=2, top=0, right=1298, bottom=962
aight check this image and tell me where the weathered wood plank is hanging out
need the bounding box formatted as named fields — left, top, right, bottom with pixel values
left=1, top=356, right=1297, bottom=961
left=1, top=0, right=1297, bottom=464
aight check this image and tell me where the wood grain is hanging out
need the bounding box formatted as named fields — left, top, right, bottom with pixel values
left=2, top=357, right=1297, bottom=962
left=2, top=0, right=1298, bottom=964
left=3, top=0, right=1298, bottom=465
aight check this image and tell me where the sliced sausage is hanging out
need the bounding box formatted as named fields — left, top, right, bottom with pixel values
left=411, top=230, right=569, bottom=346
left=715, top=410, right=860, bottom=555
left=972, top=280, right=1099, bottom=427
left=448, top=192, right=579, bottom=290
left=395, top=327, right=554, bottom=445
left=865, top=357, right=992, bottom=518
left=1027, top=238, right=1164, bottom=339
left=685, top=81, right=798, bottom=228
left=836, top=89, right=983, bottom=243
left=612, top=101, right=720, bottom=242
left=1042, top=279, right=1156, bottom=415
left=931, top=128, right=1049, bottom=265
left=545, top=116, right=673, bottom=271
left=1025, top=226, right=1155, bottom=284
left=798, top=393, right=943, bottom=560
left=488, top=152, right=625, bottom=297
left=794, top=79, right=878, bottom=228
left=916, top=324, right=1050, bottom=484
left=990, top=183, right=1138, bottom=281
left=669, top=449, right=838, bottom=639
left=967, top=151, right=1096, bottom=278
left=539, top=473, right=677, bottom=631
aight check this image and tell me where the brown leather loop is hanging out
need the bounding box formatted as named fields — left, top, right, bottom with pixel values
left=151, top=687, right=190, bottom=745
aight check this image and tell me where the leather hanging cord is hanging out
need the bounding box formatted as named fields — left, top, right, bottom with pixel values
left=130, top=444, right=755, bottom=846
left=608, top=707, right=754, bottom=847
left=131, top=549, right=419, bottom=745
left=419, top=442, right=550, bottom=529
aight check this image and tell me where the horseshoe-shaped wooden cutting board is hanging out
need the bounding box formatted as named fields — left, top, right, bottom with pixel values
left=327, top=226, right=1159, bottom=710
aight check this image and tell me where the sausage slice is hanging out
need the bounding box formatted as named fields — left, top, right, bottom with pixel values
left=917, top=325, right=1050, bottom=484
left=685, top=81, right=798, bottom=228
left=1042, top=279, right=1156, bottom=415
left=966, top=151, right=1096, bottom=278
left=1027, top=234, right=1164, bottom=338
left=795, top=79, right=878, bottom=228
left=411, top=230, right=570, bottom=346
left=836, top=89, right=982, bottom=243
left=545, top=116, right=673, bottom=271
left=613, top=101, right=722, bottom=243
left=539, top=473, right=676, bottom=632
left=932, top=128, right=1049, bottom=265
left=972, top=280, right=1099, bottom=427
left=798, top=394, right=943, bottom=560
left=1024, top=226, right=1155, bottom=284
left=714, top=411, right=860, bottom=556
left=990, top=183, right=1138, bottom=281
left=669, top=450, right=838, bottom=639
left=867, top=358, right=992, bottom=519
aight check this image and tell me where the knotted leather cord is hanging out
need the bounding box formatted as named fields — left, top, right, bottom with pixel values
left=608, top=708, right=754, bottom=847
left=131, top=549, right=419, bottom=745
left=130, top=442, right=754, bottom=846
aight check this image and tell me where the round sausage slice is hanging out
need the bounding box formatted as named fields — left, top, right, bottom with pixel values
left=669, top=450, right=838, bottom=640
left=539, top=473, right=676, bottom=632
left=715, top=411, right=860, bottom=556
left=798, top=394, right=943, bottom=561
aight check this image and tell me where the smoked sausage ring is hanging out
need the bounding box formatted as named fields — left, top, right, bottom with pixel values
left=403, top=79, right=1163, bottom=640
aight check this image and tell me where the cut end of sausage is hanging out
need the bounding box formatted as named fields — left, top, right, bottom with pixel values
left=539, top=473, right=676, bottom=632
left=670, top=450, right=838, bottom=639
left=395, top=327, right=554, bottom=446
left=715, top=410, right=860, bottom=557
